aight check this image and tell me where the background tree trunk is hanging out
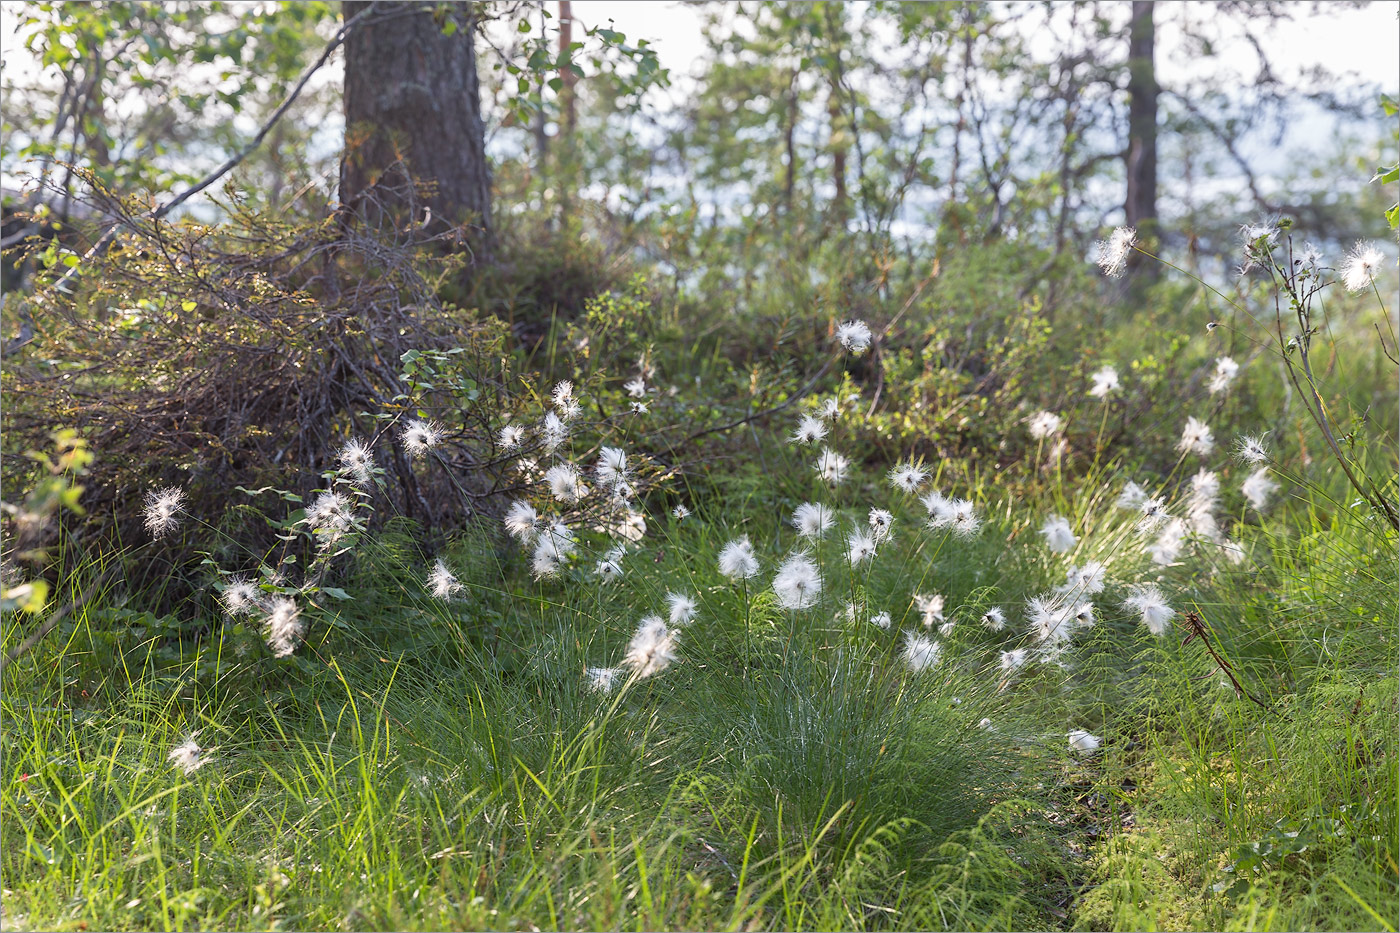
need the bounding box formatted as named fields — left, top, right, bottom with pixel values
left=1125, top=0, right=1158, bottom=275
left=339, top=1, right=491, bottom=250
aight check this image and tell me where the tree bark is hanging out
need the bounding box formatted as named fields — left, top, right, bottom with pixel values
left=1125, top=0, right=1157, bottom=272
left=339, top=1, right=491, bottom=249
left=556, top=0, right=577, bottom=222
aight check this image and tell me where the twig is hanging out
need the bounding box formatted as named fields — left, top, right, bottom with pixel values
left=1179, top=609, right=1277, bottom=716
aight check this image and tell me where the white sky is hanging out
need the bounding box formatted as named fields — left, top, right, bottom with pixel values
left=569, top=0, right=1400, bottom=90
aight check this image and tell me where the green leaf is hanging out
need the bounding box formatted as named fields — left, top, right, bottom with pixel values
left=320, top=587, right=351, bottom=600
left=2, top=580, right=50, bottom=614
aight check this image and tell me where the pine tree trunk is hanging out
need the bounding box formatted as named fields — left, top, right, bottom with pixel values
left=1125, top=0, right=1157, bottom=272
left=339, top=1, right=491, bottom=251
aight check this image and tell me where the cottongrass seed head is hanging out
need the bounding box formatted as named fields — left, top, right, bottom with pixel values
left=400, top=419, right=443, bottom=459
left=498, top=423, right=525, bottom=449
left=531, top=521, right=576, bottom=577
left=264, top=596, right=304, bottom=659
left=594, top=557, right=623, bottom=583
left=1089, top=365, right=1120, bottom=398
left=1094, top=226, right=1136, bottom=277
left=540, top=411, right=569, bottom=453
left=221, top=578, right=262, bottom=617
left=1116, top=481, right=1148, bottom=510
left=143, top=486, right=186, bottom=539
left=586, top=666, right=622, bottom=694
left=303, top=491, right=353, bottom=541
left=871, top=610, right=892, bottom=630
left=337, top=438, right=375, bottom=486
left=835, top=319, right=873, bottom=355
left=845, top=529, right=877, bottom=565
left=1068, top=729, right=1102, bottom=755
left=1178, top=416, right=1215, bottom=457
left=868, top=507, right=894, bottom=542
left=1062, top=561, right=1107, bottom=596
left=168, top=736, right=208, bottom=775
left=1028, top=410, right=1063, bottom=440
left=982, top=607, right=1007, bottom=631
left=623, top=377, right=648, bottom=399
left=1039, top=515, right=1077, bottom=553
left=623, top=615, right=678, bottom=679
left=1137, top=496, right=1168, bottom=531
left=888, top=461, right=928, bottom=493
left=1341, top=240, right=1386, bottom=293
left=791, top=414, right=828, bottom=445
left=1123, top=586, right=1174, bottom=636
left=666, top=591, right=698, bottom=626
left=913, top=592, right=946, bottom=627
left=773, top=552, right=822, bottom=610
left=999, top=647, right=1028, bottom=672
left=815, top=447, right=850, bottom=485
left=544, top=463, right=588, bottom=503
left=1242, top=467, right=1279, bottom=511
left=1207, top=356, right=1240, bottom=394
left=595, top=446, right=630, bottom=490
left=428, top=558, right=464, bottom=599
left=901, top=631, right=941, bottom=672
left=671, top=504, right=690, bottom=521
left=1234, top=433, right=1271, bottom=465
left=504, top=500, right=541, bottom=542
left=718, top=535, right=760, bottom=580
left=791, top=502, right=835, bottom=539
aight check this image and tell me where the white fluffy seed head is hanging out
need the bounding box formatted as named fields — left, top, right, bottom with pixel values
left=1069, top=729, right=1102, bottom=754
left=913, top=593, right=945, bottom=628
left=1123, top=586, right=1174, bottom=636
left=718, top=536, right=760, bottom=580
left=264, top=597, right=304, bottom=659
left=835, top=320, right=872, bottom=355
left=667, top=591, right=698, bottom=626
left=1207, top=356, right=1240, bottom=395
left=623, top=615, right=678, bottom=679
left=544, top=463, right=588, bottom=503
left=901, top=631, right=941, bottom=672
left=814, top=447, right=850, bottom=486
left=772, top=553, right=822, bottom=610
left=1234, top=433, right=1271, bottom=465
left=1178, top=416, right=1214, bottom=457
left=1242, top=467, right=1279, bottom=511
left=168, top=736, right=207, bottom=775
left=540, top=411, right=569, bottom=454
left=845, top=529, right=877, bottom=566
left=400, top=420, right=443, bottom=459
left=1027, top=411, right=1062, bottom=440
left=791, top=414, right=828, bottom=445
left=791, top=502, right=835, bottom=539
left=1094, top=226, right=1136, bottom=277
left=143, top=487, right=186, bottom=539
left=888, top=461, right=928, bottom=493
left=1039, top=516, right=1077, bottom=553
left=428, top=558, right=463, bottom=599
left=1341, top=240, right=1385, bottom=293
left=504, top=500, right=541, bottom=542
left=337, top=438, right=375, bottom=486
left=1088, top=365, right=1120, bottom=398
left=221, top=579, right=262, bottom=618
left=868, top=508, right=894, bottom=542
